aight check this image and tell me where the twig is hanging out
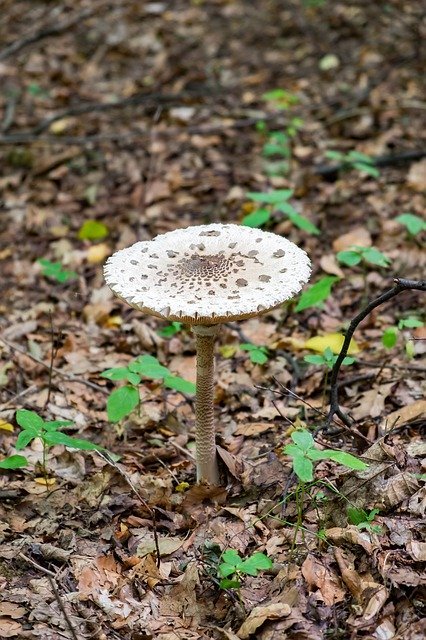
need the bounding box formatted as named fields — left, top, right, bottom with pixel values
left=18, top=552, right=57, bottom=578
left=313, top=150, right=426, bottom=179
left=96, top=451, right=162, bottom=568
left=48, top=577, right=80, bottom=640
left=327, top=278, right=426, bottom=429
left=0, top=9, right=94, bottom=61
left=0, top=336, right=108, bottom=394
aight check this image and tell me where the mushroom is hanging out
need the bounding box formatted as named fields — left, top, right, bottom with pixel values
left=104, top=223, right=311, bottom=485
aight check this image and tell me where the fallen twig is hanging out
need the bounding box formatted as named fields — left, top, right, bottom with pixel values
left=327, top=278, right=426, bottom=430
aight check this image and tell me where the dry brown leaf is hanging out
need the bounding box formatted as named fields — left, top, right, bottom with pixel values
left=0, top=618, right=23, bottom=638
left=407, top=158, right=426, bottom=191
left=136, top=535, right=184, bottom=558
left=237, top=603, right=291, bottom=639
left=406, top=540, right=426, bottom=562
left=319, top=253, right=345, bottom=277
left=351, top=382, right=394, bottom=420
left=332, top=227, right=372, bottom=252
left=301, top=554, right=346, bottom=606
left=383, top=400, right=426, bottom=432
left=234, top=422, right=274, bottom=437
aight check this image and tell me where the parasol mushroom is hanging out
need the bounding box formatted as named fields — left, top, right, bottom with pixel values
left=104, top=223, right=311, bottom=485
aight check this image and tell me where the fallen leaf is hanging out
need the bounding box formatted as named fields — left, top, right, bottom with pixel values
left=234, top=422, right=274, bottom=437
left=237, top=603, right=291, bottom=639
left=301, top=554, right=346, bottom=605
left=304, top=333, right=360, bottom=355
left=136, top=535, right=184, bottom=558
left=351, top=382, right=394, bottom=420
left=320, top=254, right=345, bottom=277
left=333, top=227, right=372, bottom=252
left=383, top=399, right=426, bottom=431
left=407, top=158, right=426, bottom=191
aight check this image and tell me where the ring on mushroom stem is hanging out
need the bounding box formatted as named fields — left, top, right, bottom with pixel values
left=104, top=223, right=311, bottom=485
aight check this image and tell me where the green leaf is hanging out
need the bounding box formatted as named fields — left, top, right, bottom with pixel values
left=16, top=409, right=44, bottom=431
left=347, top=506, right=368, bottom=526
left=325, top=150, right=344, bottom=161
left=221, top=549, right=242, bottom=566
left=306, top=448, right=330, bottom=461
left=44, top=420, right=74, bottom=430
left=107, top=385, right=139, bottom=423
left=362, top=247, right=390, bottom=267
left=101, top=367, right=132, bottom=381
left=283, top=443, right=303, bottom=458
left=37, top=259, right=77, bottom=283
left=240, top=553, right=272, bottom=576
left=219, top=578, right=241, bottom=589
left=130, top=355, right=170, bottom=379
left=78, top=220, right=109, bottom=241
left=322, top=450, right=368, bottom=471
left=277, top=204, right=320, bottom=235
left=382, top=327, right=398, bottom=349
left=157, top=322, right=182, bottom=338
left=242, top=209, right=271, bottom=228
left=292, top=454, right=313, bottom=482
left=246, top=189, right=293, bottom=204
left=163, top=375, right=196, bottom=395
left=398, top=316, right=423, bottom=330
left=395, top=213, right=426, bottom=236
left=353, top=162, right=380, bottom=178
left=304, top=354, right=326, bottom=365
left=44, top=431, right=101, bottom=450
left=295, top=276, right=339, bottom=312
left=336, top=250, right=362, bottom=267
left=15, top=430, right=37, bottom=450
left=240, top=343, right=256, bottom=351
left=0, top=455, right=28, bottom=469
left=291, top=430, right=314, bottom=451
left=249, top=349, right=269, bottom=365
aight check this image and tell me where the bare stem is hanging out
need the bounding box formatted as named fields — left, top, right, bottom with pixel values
left=193, top=324, right=220, bottom=484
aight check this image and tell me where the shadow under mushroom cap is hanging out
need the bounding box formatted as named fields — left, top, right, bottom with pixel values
left=104, top=223, right=311, bottom=325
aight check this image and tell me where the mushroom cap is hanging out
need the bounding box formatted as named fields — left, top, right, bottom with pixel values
left=104, top=223, right=311, bottom=325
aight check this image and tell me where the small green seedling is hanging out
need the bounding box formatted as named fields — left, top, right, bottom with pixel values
left=284, top=430, right=368, bottom=484
left=304, top=346, right=356, bottom=369
left=382, top=316, right=424, bottom=349
left=157, top=321, right=183, bottom=338
left=296, top=276, right=339, bottom=312
left=101, top=354, right=196, bottom=423
left=38, top=259, right=77, bottom=283
left=395, top=213, right=426, bottom=238
left=325, top=150, right=380, bottom=178
left=78, top=219, right=109, bottom=241
left=242, top=189, right=319, bottom=235
left=336, top=246, right=390, bottom=268
left=347, top=507, right=382, bottom=534
left=218, top=549, right=273, bottom=590
left=15, top=409, right=101, bottom=475
left=240, top=343, right=270, bottom=365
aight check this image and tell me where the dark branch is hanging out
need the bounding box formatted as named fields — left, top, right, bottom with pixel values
left=326, top=278, right=426, bottom=430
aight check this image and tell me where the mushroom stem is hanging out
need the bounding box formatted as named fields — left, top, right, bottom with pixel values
left=192, top=324, right=220, bottom=485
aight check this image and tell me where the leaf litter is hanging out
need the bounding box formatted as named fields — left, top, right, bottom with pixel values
left=0, top=0, right=425, bottom=638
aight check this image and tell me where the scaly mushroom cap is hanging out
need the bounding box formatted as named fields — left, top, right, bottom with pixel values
left=104, top=223, right=311, bottom=324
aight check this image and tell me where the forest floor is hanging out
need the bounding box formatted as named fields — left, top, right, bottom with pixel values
left=0, top=1, right=425, bottom=639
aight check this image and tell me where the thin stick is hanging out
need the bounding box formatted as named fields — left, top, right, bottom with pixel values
left=48, top=577, right=80, bottom=640
left=0, top=336, right=108, bottom=394
left=327, top=278, right=426, bottom=429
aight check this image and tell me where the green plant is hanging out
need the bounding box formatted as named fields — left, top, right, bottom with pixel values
left=336, top=246, right=390, bottom=268
left=37, top=259, right=77, bottom=283
left=382, top=316, right=423, bottom=349
left=395, top=213, right=426, bottom=238
left=240, top=343, right=270, bottom=365
left=218, top=549, right=272, bottom=590
left=304, top=346, right=356, bottom=369
left=347, top=507, right=382, bottom=534
left=284, top=430, right=367, bottom=484
left=242, top=189, right=319, bottom=235
left=101, top=355, right=196, bottom=423
left=295, top=275, right=339, bottom=312
left=157, top=321, right=183, bottom=338
left=283, top=430, right=368, bottom=548
left=325, top=150, right=380, bottom=178
left=258, top=90, right=303, bottom=177
left=78, top=219, right=109, bottom=241
left=15, top=409, right=101, bottom=476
